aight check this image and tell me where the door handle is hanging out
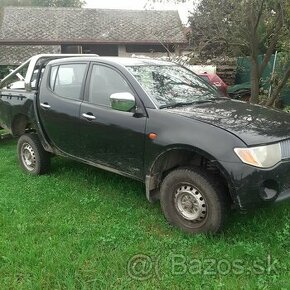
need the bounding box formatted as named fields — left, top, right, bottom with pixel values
left=40, top=102, right=51, bottom=109
left=82, top=113, right=96, bottom=120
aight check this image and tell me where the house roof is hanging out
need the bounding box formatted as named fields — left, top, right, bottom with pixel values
left=0, top=7, right=187, bottom=45
left=0, top=45, right=61, bottom=65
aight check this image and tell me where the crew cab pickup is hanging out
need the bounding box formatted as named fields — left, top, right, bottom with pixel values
left=1, top=54, right=290, bottom=234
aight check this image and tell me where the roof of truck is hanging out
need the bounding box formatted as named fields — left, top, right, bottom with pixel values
left=48, top=56, right=176, bottom=66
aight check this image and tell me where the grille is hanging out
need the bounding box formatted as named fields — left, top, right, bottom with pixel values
left=280, top=139, right=290, bottom=159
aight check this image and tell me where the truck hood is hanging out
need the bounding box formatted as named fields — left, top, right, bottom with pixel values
left=165, top=99, right=290, bottom=145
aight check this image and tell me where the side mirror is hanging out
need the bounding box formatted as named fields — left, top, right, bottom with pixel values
left=110, top=92, right=136, bottom=112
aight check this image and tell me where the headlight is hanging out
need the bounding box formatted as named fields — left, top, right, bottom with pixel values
left=234, top=143, right=281, bottom=168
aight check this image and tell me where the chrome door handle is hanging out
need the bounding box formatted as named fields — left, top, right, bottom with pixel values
left=82, top=113, right=96, bottom=120
left=40, top=103, right=51, bottom=109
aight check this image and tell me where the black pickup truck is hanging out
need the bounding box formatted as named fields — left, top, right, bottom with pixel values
left=1, top=54, right=290, bottom=234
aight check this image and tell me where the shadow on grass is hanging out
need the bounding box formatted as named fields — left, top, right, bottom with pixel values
left=51, top=156, right=290, bottom=241
left=221, top=200, right=290, bottom=245
left=51, top=156, right=147, bottom=200
left=2, top=139, right=290, bottom=241
left=0, top=137, right=15, bottom=145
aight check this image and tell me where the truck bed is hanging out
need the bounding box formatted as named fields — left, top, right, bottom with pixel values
left=0, top=89, right=36, bottom=135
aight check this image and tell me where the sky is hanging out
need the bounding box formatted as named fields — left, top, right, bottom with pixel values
left=84, top=0, right=195, bottom=24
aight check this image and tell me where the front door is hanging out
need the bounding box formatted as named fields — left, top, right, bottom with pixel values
left=79, top=63, right=147, bottom=178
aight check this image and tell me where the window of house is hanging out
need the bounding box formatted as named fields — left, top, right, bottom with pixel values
left=51, top=63, right=87, bottom=100
left=61, top=45, right=82, bottom=54
left=88, top=64, right=133, bottom=107
left=125, top=44, right=175, bottom=53
left=82, top=44, right=118, bottom=56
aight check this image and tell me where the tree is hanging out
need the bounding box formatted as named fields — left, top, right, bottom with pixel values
left=190, top=0, right=290, bottom=106
left=190, top=0, right=246, bottom=58
left=245, top=0, right=286, bottom=104
left=0, top=0, right=86, bottom=7
left=145, top=0, right=196, bottom=12
left=266, top=1, right=290, bottom=106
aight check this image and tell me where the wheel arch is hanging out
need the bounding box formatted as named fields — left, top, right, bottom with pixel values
left=11, top=113, right=34, bottom=137
left=145, top=145, right=236, bottom=204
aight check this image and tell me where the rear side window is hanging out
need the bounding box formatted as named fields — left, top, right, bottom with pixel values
left=50, top=63, right=87, bottom=100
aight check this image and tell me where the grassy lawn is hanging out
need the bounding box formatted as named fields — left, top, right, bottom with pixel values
left=1, top=139, right=290, bottom=289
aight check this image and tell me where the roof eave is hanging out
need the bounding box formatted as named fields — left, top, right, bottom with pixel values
left=0, top=40, right=188, bottom=45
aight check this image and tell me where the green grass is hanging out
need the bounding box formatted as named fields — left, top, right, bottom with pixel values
left=1, top=139, right=290, bottom=289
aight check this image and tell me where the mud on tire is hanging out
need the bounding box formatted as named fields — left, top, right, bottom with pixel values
left=160, top=167, right=228, bottom=234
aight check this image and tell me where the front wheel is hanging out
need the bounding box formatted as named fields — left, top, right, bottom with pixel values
left=17, top=133, right=51, bottom=175
left=160, top=168, right=228, bottom=234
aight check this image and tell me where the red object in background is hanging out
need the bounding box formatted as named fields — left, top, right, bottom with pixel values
left=198, top=72, right=228, bottom=96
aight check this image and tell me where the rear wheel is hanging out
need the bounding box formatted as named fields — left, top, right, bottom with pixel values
left=160, top=168, right=227, bottom=234
left=17, top=133, right=50, bottom=175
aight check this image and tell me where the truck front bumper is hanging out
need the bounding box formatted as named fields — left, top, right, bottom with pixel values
left=219, top=160, right=290, bottom=209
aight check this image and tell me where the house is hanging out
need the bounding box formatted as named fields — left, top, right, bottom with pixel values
left=0, top=7, right=188, bottom=66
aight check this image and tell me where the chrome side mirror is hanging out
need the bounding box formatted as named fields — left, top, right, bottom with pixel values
left=110, top=92, right=136, bottom=112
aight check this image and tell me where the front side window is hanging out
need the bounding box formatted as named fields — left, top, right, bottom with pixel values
left=51, top=63, right=87, bottom=100
left=88, top=64, right=133, bottom=107
left=126, top=65, right=220, bottom=108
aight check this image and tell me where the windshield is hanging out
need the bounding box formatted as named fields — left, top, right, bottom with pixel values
left=126, top=64, right=221, bottom=108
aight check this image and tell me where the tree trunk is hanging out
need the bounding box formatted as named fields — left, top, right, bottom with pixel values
left=266, top=65, right=290, bottom=107
left=250, top=57, right=260, bottom=104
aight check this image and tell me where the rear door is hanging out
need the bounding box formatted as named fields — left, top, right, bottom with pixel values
left=38, top=62, right=89, bottom=156
left=79, top=63, right=147, bottom=178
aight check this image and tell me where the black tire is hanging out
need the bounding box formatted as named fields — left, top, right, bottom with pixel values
left=17, top=133, right=50, bottom=175
left=160, top=167, right=228, bottom=234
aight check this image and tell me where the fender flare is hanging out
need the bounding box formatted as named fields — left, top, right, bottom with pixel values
left=145, top=145, right=235, bottom=203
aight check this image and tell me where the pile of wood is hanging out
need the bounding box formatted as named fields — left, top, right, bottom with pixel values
left=216, top=64, right=237, bottom=86
left=210, top=57, right=237, bottom=85
left=192, top=57, right=237, bottom=85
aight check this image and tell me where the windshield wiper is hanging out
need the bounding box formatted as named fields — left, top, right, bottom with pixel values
left=160, top=99, right=214, bottom=109
left=209, top=96, right=229, bottom=101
